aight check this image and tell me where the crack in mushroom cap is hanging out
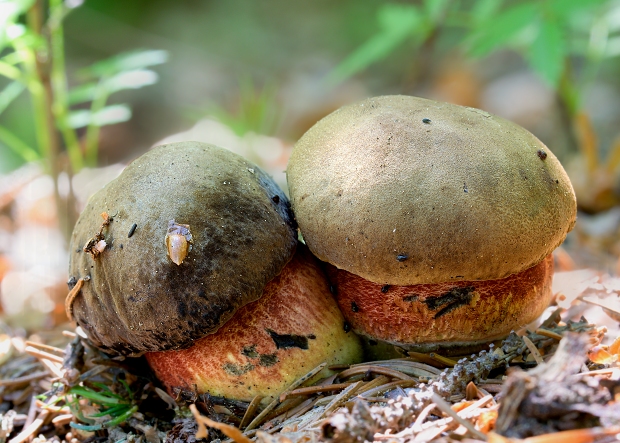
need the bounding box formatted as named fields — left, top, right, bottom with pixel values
left=287, top=95, right=577, bottom=285
left=68, top=142, right=297, bottom=355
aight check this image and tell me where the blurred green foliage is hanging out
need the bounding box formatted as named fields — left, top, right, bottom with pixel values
left=1, top=0, right=619, bottom=191
left=0, top=0, right=166, bottom=173
left=328, top=1, right=449, bottom=85
left=191, top=76, right=282, bottom=137
left=330, top=0, right=619, bottom=114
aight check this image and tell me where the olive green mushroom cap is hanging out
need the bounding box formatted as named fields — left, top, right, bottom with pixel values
left=68, top=142, right=297, bottom=356
left=287, top=95, right=576, bottom=285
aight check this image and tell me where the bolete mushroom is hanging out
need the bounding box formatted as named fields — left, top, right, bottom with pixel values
left=67, top=141, right=362, bottom=400
left=286, top=95, right=577, bottom=353
left=145, top=245, right=360, bottom=400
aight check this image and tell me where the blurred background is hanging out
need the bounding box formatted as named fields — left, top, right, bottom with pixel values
left=1, top=0, right=620, bottom=331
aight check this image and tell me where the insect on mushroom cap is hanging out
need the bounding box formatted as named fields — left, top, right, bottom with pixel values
left=165, top=220, right=192, bottom=265
left=68, top=142, right=297, bottom=356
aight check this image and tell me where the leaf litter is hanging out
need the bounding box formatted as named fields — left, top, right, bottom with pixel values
left=0, top=269, right=619, bottom=442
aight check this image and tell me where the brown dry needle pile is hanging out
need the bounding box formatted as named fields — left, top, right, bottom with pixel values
left=0, top=296, right=618, bottom=443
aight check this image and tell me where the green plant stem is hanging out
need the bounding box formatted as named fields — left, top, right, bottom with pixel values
left=49, top=0, right=82, bottom=173
left=556, top=65, right=581, bottom=158
left=27, top=79, right=50, bottom=151
left=27, top=1, right=59, bottom=171
left=558, top=64, right=580, bottom=118
left=48, top=0, right=80, bottom=243
left=0, top=81, right=26, bottom=114
left=27, top=0, right=74, bottom=245
left=84, top=79, right=109, bottom=167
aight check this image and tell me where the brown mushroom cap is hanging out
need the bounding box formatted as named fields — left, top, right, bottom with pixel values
left=287, top=95, right=576, bottom=285
left=68, top=142, right=297, bottom=355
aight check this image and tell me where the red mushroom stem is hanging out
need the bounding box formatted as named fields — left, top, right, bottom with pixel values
left=145, top=247, right=362, bottom=401
left=327, top=254, right=554, bottom=351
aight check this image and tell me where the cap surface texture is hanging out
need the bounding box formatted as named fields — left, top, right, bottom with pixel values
left=68, top=142, right=297, bottom=355
left=287, top=95, right=577, bottom=285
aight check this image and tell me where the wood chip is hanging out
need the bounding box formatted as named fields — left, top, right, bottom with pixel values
left=429, top=353, right=458, bottom=367
left=358, top=380, right=417, bottom=398
left=488, top=427, right=620, bottom=443
left=534, top=328, right=563, bottom=341
left=582, top=296, right=620, bottom=321
left=190, top=404, right=252, bottom=443
left=23, top=341, right=65, bottom=356
left=407, top=351, right=450, bottom=368
left=268, top=397, right=315, bottom=427
left=154, top=387, right=178, bottom=410
left=39, top=358, right=64, bottom=378
left=354, top=375, right=390, bottom=395
left=304, top=381, right=363, bottom=428
left=8, top=410, right=49, bottom=443
left=281, top=382, right=352, bottom=402
left=412, top=402, right=437, bottom=433
left=239, top=395, right=264, bottom=429
left=431, top=393, right=488, bottom=441
left=522, top=336, right=544, bottom=365
left=477, top=383, right=504, bottom=394
left=0, top=371, right=48, bottom=387
left=245, top=362, right=327, bottom=431
left=351, top=359, right=442, bottom=376
left=23, top=347, right=64, bottom=365
left=51, top=414, right=74, bottom=426
left=338, top=365, right=416, bottom=381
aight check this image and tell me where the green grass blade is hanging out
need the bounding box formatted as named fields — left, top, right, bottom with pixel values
left=103, top=405, right=138, bottom=428
left=0, top=60, right=22, bottom=80
left=78, top=49, right=168, bottom=79
left=526, top=19, right=566, bottom=87
left=87, top=404, right=130, bottom=418
left=70, top=422, right=103, bottom=431
left=89, top=381, right=124, bottom=398
left=0, top=125, right=40, bottom=162
left=68, top=386, right=125, bottom=406
left=0, top=81, right=26, bottom=115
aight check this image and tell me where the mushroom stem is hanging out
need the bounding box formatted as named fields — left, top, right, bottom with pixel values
left=327, top=254, right=554, bottom=352
left=145, top=247, right=363, bottom=402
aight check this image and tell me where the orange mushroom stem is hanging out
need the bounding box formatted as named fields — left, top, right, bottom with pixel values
left=146, top=247, right=362, bottom=401
left=327, top=254, right=554, bottom=353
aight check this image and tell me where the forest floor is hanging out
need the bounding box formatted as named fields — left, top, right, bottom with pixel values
left=1, top=162, right=620, bottom=443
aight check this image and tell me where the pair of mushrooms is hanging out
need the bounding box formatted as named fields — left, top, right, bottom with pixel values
left=67, top=95, right=577, bottom=402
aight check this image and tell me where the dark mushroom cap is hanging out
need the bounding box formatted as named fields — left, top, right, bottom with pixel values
left=68, top=142, right=297, bottom=355
left=287, top=95, right=576, bottom=285
left=145, top=246, right=363, bottom=401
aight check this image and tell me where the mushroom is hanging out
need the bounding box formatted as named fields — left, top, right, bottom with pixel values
left=286, top=95, right=577, bottom=354
left=145, top=245, right=360, bottom=400
left=68, top=141, right=362, bottom=400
